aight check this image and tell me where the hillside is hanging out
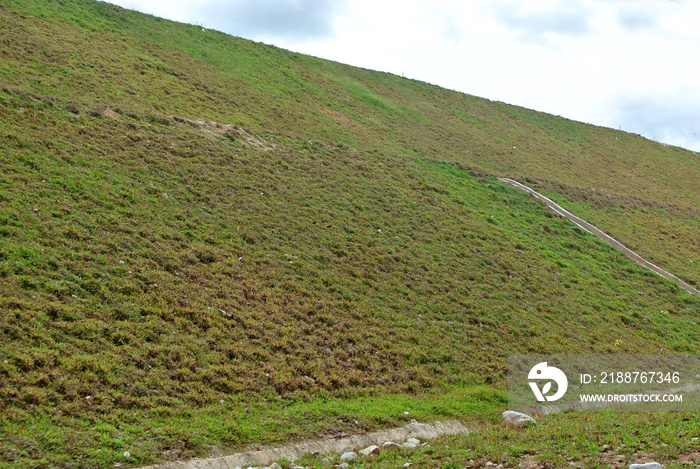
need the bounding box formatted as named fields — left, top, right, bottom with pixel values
left=1, top=1, right=699, bottom=467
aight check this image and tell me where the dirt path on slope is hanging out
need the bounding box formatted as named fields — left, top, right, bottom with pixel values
left=499, top=178, right=700, bottom=297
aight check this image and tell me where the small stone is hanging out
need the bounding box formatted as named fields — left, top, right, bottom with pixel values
left=359, top=445, right=380, bottom=456
left=403, top=463, right=412, bottom=468
left=270, top=464, right=282, bottom=469
left=602, top=445, right=611, bottom=452
left=403, top=442, right=418, bottom=449
left=406, top=438, right=421, bottom=446
left=502, top=410, right=536, bottom=428
left=629, top=464, right=664, bottom=469
left=340, top=451, right=357, bottom=462
left=382, top=441, right=402, bottom=451
left=321, top=458, right=331, bottom=465
left=336, top=464, right=349, bottom=469
left=122, top=451, right=131, bottom=458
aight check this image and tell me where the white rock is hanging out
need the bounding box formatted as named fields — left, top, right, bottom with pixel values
left=340, top=451, right=357, bottom=462
left=270, top=464, right=282, bottom=469
left=403, top=442, right=418, bottom=449
left=406, top=438, right=421, bottom=446
left=359, top=445, right=380, bottom=456
left=382, top=441, right=402, bottom=451
left=336, top=464, right=349, bottom=469
left=502, top=410, right=536, bottom=428
left=403, top=463, right=412, bottom=468
left=629, top=464, right=664, bottom=469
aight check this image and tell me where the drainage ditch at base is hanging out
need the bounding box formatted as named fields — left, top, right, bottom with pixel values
left=138, top=419, right=472, bottom=469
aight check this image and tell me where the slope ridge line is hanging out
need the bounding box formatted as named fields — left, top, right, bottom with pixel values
left=499, top=178, right=700, bottom=297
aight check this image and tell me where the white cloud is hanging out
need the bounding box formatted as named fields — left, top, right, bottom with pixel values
left=491, top=0, right=592, bottom=44
left=611, top=92, right=700, bottom=150
left=188, top=0, right=343, bottom=40
left=617, top=8, right=657, bottom=31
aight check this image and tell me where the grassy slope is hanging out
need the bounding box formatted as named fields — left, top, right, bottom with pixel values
left=1, top=0, right=699, bottom=467
left=2, top=0, right=698, bottom=287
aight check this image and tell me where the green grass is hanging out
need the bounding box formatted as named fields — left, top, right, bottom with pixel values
left=295, top=411, right=700, bottom=469
left=0, top=385, right=504, bottom=468
left=1, top=0, right=699, bottom=467
left=525, top=181, right=700, bottom=290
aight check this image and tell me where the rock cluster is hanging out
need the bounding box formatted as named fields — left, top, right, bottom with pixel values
left=502, top=410, right=536, bottom=428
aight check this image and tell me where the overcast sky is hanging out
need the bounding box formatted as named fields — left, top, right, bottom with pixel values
left=102, top=0, right=700, bottom=152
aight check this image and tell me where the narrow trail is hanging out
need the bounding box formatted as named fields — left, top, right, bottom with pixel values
left=499, top=178, right=700, bottom=297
